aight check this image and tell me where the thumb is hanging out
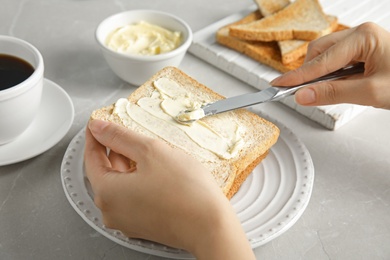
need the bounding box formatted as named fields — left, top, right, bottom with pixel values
left=294, top=87, right=317, bottom=105
left=88, top=119, right=147, bottom=162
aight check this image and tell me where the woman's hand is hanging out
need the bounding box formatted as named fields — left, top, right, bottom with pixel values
left=84, top=119, right=255, bottom=259
left=271, top=22, right=390, bottom=109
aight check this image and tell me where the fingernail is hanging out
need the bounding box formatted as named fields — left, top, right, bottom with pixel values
left=295, top=88, right=316, bottom=105
left=88, top=119, right=110, bottom=134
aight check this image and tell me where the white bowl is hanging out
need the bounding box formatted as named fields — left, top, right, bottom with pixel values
left=0, top=35, right=44, bottom=145
left=95, top=9, right=193, bottom=86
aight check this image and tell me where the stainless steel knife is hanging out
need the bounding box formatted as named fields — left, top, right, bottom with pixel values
left=176, top=62, right=365, bottom=124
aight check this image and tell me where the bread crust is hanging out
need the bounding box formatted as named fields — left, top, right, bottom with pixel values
left=226, top=150, right=269, bottom=199
left=91, top=67, right=280, bottom=198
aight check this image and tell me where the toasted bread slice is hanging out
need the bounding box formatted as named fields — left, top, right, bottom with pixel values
left=91, top=67, right=280, bottom=199
left=277, top=15, right=337, bottom=64
left=254, top=0, right=290, bottom=17
left=277, top=39, right=308, bottom=65
left=254, top=0, right=308, bottom=64
left=216, top=11, right=304, bottom=72
left=229, top=0, right=338, bottom=42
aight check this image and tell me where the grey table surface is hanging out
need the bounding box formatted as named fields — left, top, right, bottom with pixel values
left=1, top=0, right=389, bottom=259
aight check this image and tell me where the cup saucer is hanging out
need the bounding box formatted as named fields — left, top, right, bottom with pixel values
left=0, top=78, right=74, bottom=166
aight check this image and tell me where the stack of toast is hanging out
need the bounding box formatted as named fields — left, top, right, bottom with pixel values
left=216, top=0, right=347, bottom=72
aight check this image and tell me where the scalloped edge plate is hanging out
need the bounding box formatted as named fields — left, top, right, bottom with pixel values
left=61, top=113, right=314, bottom=259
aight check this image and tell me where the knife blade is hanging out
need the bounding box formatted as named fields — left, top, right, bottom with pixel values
left=202, top=87, right=278, bottom=117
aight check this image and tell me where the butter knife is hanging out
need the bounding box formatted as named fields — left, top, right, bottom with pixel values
left=176, top=62, right=365, bottom=124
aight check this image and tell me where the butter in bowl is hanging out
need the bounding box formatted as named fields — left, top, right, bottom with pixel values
left=95, top=10, right=193, bottom=86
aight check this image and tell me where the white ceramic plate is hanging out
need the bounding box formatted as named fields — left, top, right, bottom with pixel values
left=61, top=115, right=314, bottom=259
left=0, top=79, right=74, bottom=166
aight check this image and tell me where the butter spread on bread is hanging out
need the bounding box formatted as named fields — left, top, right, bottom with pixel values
left=91, top=67, right=280, bottom=198
left=112, top=78, right=244, bottom=160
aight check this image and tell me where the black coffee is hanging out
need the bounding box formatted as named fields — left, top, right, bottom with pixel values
left=0, top=54, right=35, bottom=91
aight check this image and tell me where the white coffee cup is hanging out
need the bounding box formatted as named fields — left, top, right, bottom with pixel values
left=0, top=35, right=44, bottom=145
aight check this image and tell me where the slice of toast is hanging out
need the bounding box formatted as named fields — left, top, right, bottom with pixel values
left=229, top=0, right=338, bottom=42
left=216, top=11, right=348, bottom=72
left=91, top=67, right=280, bottom=199
left=254, top=0, right=290, bottom=17
left=216, top=11, right=304, bottom=72
left=277, top=15, right=337, bottom=64
left=254, top=0, right=308, bottom=65
left=277, top=39, right=308, bottom=65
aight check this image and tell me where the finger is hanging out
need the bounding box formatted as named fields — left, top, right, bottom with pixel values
left=84, top=126, right=112, bottom=186
left=88, top=119, right=151, bottom=163
left=108, top=150, right=133, bottom=172
left=294, top=76, right=373, bottom=106
left=304, top=28, right=354, bottom=62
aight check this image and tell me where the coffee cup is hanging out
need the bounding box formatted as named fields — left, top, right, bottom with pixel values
left=0, top=35, right=44, bottom=145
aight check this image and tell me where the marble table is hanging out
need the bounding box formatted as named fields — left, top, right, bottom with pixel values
left=1, top=0, right=389, bottom=259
